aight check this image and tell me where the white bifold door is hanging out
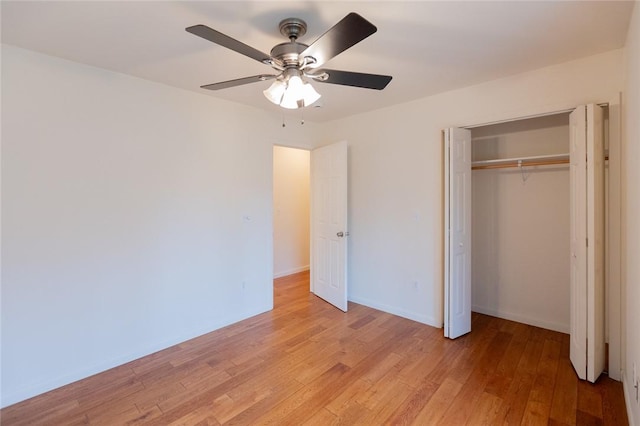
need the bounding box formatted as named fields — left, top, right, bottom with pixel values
left=443, top=128, right=472, bottom=339
left=444, top=104, right=604, bottom=383
left=570, top=104, right=605, bottom=382
left=310, top=141, right=348, bottom=312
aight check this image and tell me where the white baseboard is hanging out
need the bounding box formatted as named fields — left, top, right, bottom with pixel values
left=273, top=265, right=309, bottom=279
left=349, top=296, right=442, bottom=329
left=472, top=305, right=569, bottom=334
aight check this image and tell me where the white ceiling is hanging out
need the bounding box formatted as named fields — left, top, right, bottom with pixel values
left=1, top=1, right=635, bottom=122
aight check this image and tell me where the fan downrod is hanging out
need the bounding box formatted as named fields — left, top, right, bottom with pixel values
left=279, top=18, right=307, bottom=40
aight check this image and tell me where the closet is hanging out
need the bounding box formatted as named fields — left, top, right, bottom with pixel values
left=443, top=103, right=614, bottom=383
left=470, top=113, right=571, bottom=334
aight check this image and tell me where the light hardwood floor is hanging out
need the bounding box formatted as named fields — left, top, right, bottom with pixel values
left=1, top=271, right=628, bottom=425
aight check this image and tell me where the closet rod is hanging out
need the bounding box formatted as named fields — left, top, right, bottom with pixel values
left=472, top=155, right=609, bottom=170
left=472, top=158, right=568, bottom=170
left=472, top=153, right=569, bottom=166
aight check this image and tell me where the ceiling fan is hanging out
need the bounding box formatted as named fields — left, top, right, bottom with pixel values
left=186, top=13, right=392, bottom=109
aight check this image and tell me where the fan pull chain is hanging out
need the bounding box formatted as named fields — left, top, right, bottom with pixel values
left=280, top=111, right=307, bottom=128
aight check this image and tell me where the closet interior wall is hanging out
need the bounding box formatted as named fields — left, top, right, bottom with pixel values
left=471, top=113, right=572, bottom=333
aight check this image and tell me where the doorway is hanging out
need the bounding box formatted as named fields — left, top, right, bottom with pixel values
left=272, top=142, right=350, bottom=312
left=273, top=145, right=311, bottom=279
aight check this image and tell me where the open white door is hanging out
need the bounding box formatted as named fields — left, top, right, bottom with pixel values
left=311, top=141, right=348, bottom=311
left=569, top=104, right=605, bottom=382
left=444, top=128, right=472, bottom=339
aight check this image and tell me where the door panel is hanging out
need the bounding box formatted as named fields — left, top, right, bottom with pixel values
left=587, top=104, right=605, bottom=382
left=569, top=106, right=587, bottom=380
left=569, top=104, right=605, bottom=383
left=311, top=141, right=348, bottom=311
left=444, top=128, right=472, bottom=339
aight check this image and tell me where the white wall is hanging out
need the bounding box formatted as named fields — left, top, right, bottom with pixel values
left=321, top=49, right=624, bottom=328
left=273, top=146, right=310, bottom=278
left=471, top=114, right=570, bottom=333
left=0, top=45, right=319, bottom=407
left=623, top=2, right=640, bottom=424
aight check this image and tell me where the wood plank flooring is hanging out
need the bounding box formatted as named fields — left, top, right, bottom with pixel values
left=1, top=271, right=628, bottom=425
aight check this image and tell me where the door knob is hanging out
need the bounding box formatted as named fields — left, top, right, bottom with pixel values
left=337, top=231, right=349, bottom=237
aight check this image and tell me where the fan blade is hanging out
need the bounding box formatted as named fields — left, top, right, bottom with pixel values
left=310, top=69, right=392, bottom=90
left=300, top=13, right=377, bottom=68
left=186, top=25, right=271, bottom=64
left=201, top=75, right=276, bottom=90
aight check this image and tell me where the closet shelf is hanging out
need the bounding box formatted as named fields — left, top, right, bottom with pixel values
left=472, top=153, right=569, bottom=170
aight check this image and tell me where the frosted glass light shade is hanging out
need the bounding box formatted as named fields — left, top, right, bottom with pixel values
left=280, top=90, right=301, bottom=109
left=301, top=82, right=321, bottom=106
left=287, top=75, right=304, bottom=97
left=263, top=80, right=286, bottom=105
left=280, top=76, right=304, bottom=109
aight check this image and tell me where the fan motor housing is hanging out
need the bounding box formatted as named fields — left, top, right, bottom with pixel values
left=270, top=42, right=309, bottom=67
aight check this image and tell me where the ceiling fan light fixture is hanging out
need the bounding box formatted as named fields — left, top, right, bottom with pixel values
left=265, top=73, right=321, bottom=109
